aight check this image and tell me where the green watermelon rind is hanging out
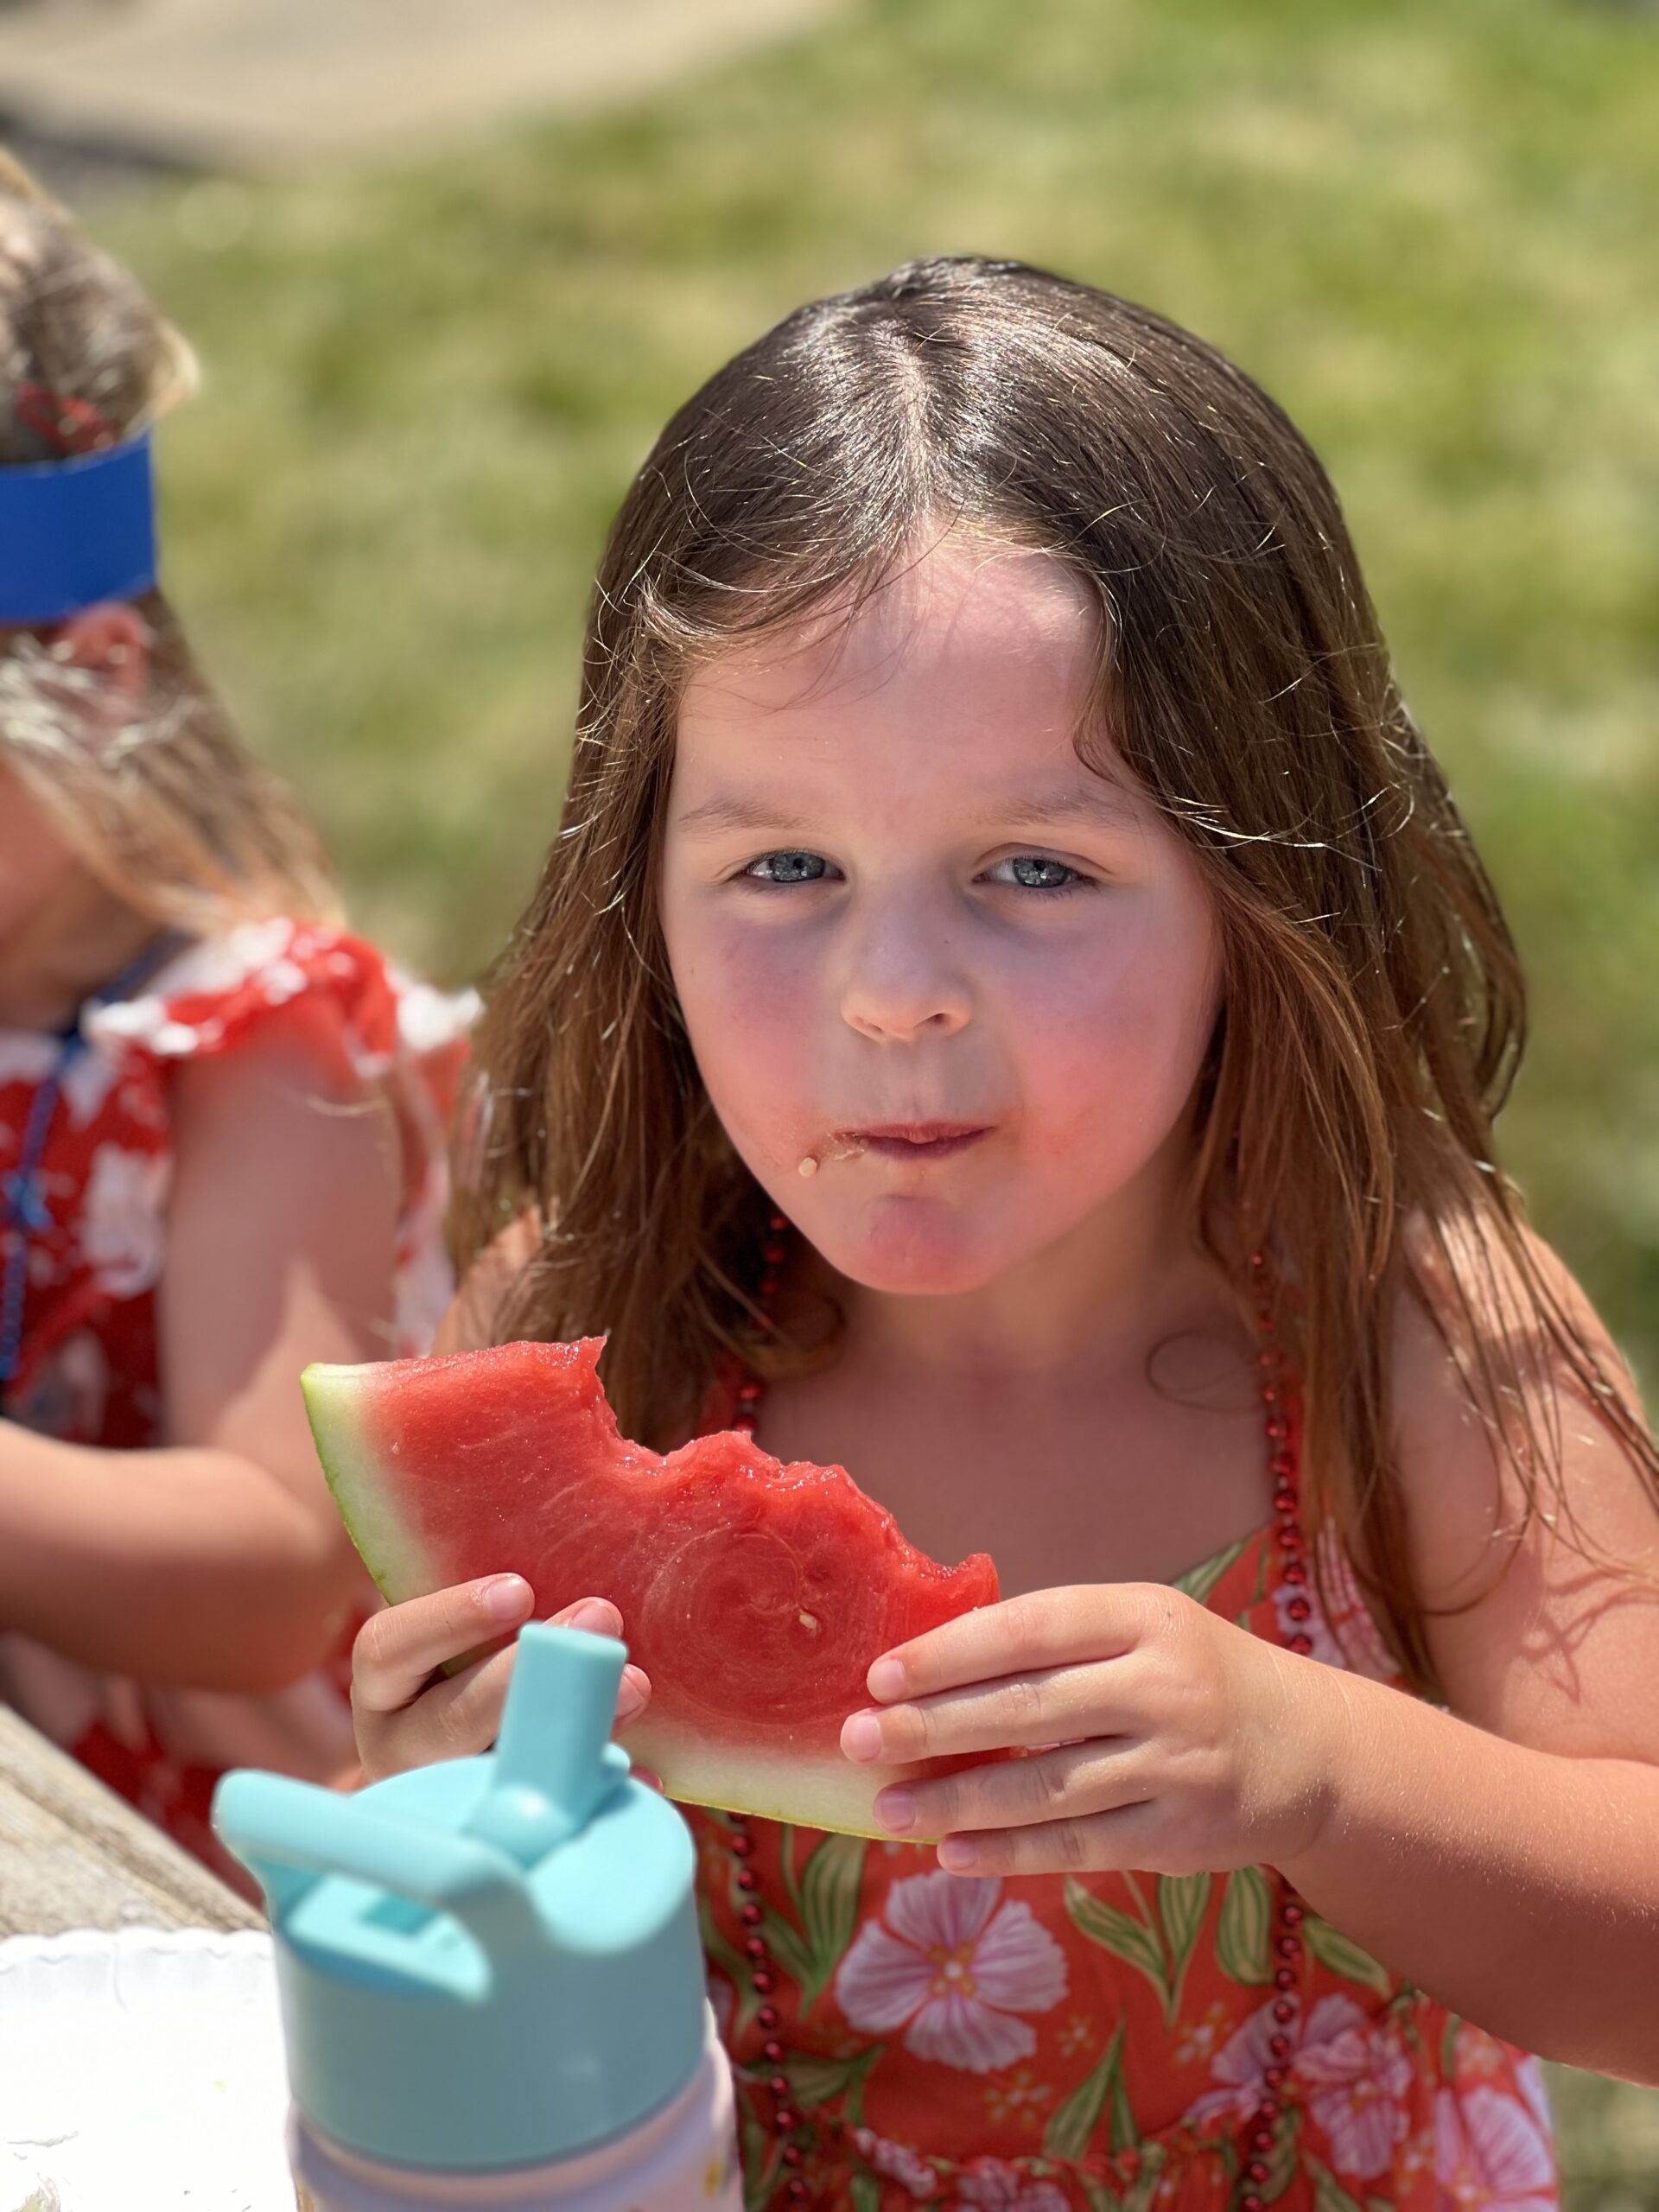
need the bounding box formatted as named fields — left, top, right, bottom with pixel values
left=302, top=1346, right=997, bottom=1840
left=620, top=1720, right=954, bottom=1841
left=302, top=1362, right=448, bottom=1610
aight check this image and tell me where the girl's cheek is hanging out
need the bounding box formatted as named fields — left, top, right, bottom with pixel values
left=676, top=922, right=823, bottom=1136
left=1007, top=921, right=1217, bottom=1161
left=689, top=917, right=820, bottom=1041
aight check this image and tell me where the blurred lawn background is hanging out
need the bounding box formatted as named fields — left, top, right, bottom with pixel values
left=91, top=0, right=1656, bottom=2197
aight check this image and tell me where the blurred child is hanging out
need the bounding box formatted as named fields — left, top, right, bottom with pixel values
left=353, top=259, right=1658, bottom=2202
left=0, top=152, right=470, bottom=1879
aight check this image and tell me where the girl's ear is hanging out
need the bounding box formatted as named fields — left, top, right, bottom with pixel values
left=50, top=601, right=153, bottom=724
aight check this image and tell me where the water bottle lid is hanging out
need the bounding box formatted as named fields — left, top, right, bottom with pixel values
left=213, top=1625, right=708, bottom=2172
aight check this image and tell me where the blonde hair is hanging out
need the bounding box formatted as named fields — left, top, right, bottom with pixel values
left=460, top=257, right=1656, bottom=1692
left=0, top=149, right=337, bottom=932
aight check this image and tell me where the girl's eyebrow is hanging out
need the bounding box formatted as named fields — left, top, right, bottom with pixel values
left=674, top=795, right=816, bottom=837
left=674, top=785, right=1137, bottom=839
left=991, top=786, right=1140, bottom=831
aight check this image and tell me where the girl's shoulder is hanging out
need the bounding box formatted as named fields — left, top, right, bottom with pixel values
left=1389, top=1211, right=1643, bottom=1532
left=86, top=916, right=475, bottom=1096
left=1389, top=1211, right=1657, bottom=1743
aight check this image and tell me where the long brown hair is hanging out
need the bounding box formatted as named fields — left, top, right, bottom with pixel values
left=0, top=149, right=336, bottom=931
left=462, top=256, right=1655, bottom=1689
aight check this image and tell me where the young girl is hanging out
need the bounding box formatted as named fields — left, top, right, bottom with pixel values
left=350, top=258, right=1659, bottom=2208
left=0, top=152, right=469, bottom=1879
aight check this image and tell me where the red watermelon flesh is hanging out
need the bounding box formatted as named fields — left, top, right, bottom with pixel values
left=302, top=1338, right=1000, bottom=1836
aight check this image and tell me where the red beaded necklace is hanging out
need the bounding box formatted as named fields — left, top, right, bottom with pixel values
left=719, top=1225, right=1311, bottom=2207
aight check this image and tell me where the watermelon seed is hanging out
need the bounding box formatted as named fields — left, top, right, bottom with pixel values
left=798, top=1611, right=821, bottom=1634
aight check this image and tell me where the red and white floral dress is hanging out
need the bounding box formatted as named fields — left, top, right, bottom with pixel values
left=691, top=1401, right=1558, bottom=2209
left=0, top=917, right=474, bottom=1882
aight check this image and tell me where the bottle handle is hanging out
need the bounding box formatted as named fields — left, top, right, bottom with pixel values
left=213, top=1770, right=545, bottom=1955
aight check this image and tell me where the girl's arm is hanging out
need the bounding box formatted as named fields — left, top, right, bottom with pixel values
left=1269, top=1262, right=1659, bottom=2082
left=843, top=1248, right=1659, bottom=2084
left=0, top=1001, right=400, bottom=1693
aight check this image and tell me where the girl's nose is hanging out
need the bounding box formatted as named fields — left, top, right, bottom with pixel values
left=838, top=899, right=972, bottom=1045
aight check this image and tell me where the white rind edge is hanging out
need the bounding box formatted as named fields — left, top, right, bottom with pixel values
left=302, top=1361, right=440, bottom=1602
left=623, top=1725, right=950, bottom=1841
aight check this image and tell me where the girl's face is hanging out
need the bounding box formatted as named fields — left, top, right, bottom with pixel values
left=659, top=538, right=1222, bottom=1299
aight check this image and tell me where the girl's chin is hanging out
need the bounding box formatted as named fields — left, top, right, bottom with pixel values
left=815, top=1198, right=1004, bottom=1299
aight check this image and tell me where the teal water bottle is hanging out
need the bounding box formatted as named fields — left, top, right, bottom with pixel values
left=213, top=1624, right=741, bottom=2211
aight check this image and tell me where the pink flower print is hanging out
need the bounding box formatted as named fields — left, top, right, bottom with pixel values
left=852, top=2128, right=936, bottom=2199
left=835, top=1871, right=1066, bottom=2074
left=956, top=2159, right=1071, bottom=2211
left=1435, top=2085, right=1556, bottom=2211
left=1399, top=2126, right=1434, bottom=2191
left=1185, top=1993, right=1370, bottom=2127
left=1515, top=2057, right=1553, bottom=2139
left=1299, top=2024, right=1414, bottom=2179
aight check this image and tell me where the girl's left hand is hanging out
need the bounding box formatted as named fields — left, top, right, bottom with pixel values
left=840, top=1584, right=1346, bottom=1878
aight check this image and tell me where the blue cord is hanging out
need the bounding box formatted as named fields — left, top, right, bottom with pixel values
left=0, top=935, right=186, bottom=1395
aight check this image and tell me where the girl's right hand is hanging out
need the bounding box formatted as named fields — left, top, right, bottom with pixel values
left=351, top=1575, right=651, bottom=1783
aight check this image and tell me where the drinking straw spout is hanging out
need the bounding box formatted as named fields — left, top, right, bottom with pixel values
left=462, top=1623, right=630, bottom=1866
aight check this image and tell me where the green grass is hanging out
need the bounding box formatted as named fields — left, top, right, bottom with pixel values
left=88, top=2, right=1659, bottom=2196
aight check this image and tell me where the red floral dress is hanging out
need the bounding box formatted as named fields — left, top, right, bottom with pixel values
left=0, top=918, right=474, bottom=1883
left=690, top=1464, right=1557, bottom=2209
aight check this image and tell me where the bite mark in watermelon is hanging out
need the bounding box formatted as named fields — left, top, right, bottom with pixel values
left=302, top=1338, right=1000, bottom=1837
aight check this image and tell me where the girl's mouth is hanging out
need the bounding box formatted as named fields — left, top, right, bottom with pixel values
left=841, top=1122, right=992, bottom=1162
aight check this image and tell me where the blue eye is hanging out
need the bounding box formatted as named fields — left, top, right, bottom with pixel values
left=744, top=850, right=833, bottom=884
left=988, top=855, right=1086, bottom=892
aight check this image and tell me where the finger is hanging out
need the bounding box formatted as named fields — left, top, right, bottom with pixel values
left=358, top=1633, right=649, bottom=1779
left=414, top=1645, right=648, bottom=1751
left=867, top=1585, right=1167, bottom=1705
left=547, top=1594, right=625, bottom=1641
left=842, top=1658, right=1137, bottom=1767
left=544, top=1603, right=648, bottom=1725
left=354, top=1581, right=625, bottom=1716
left=936, top=1802, right=1163, bottom=1879
left=617, top=1664, right=651, bottom=1725
left=353, top=1576, right=536, bottom=1714
left=386, top=1640, right=519, bottom=1767
left=871, top=1738, right=1148, bottom=1842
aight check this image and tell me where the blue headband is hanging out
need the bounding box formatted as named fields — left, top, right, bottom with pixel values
left=0, top=432, right=158, bottom=626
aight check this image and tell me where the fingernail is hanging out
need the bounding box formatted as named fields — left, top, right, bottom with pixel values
left=938, top=1839, right=978, bottom=1872
left=868, top=1657, right=906, bottom=1703
left=567, top=1596, right=616, bottom=1632
left=483, top=1575, right=532, bottom=1620
left=874, top=1787, right=916, bottom=1834
left=842, top=1712, right=883, bottom=1764
left=616, top=1671, right=647, bottom=1721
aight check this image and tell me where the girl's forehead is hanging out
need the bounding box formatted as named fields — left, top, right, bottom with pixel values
left=689, top=537, right=1095, bottom=706
left=675, top=537, right=1107, bottom=785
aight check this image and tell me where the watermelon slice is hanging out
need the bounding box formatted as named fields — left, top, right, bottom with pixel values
left=302, top=1339, right=999, bottom=1836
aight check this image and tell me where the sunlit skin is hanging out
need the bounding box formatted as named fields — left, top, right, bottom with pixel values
left=0, top=607, right=401, bottom=1693
left=356, top=537, right=1659, bottom=2080
left=660, top=536, right=1222, bottom=1318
